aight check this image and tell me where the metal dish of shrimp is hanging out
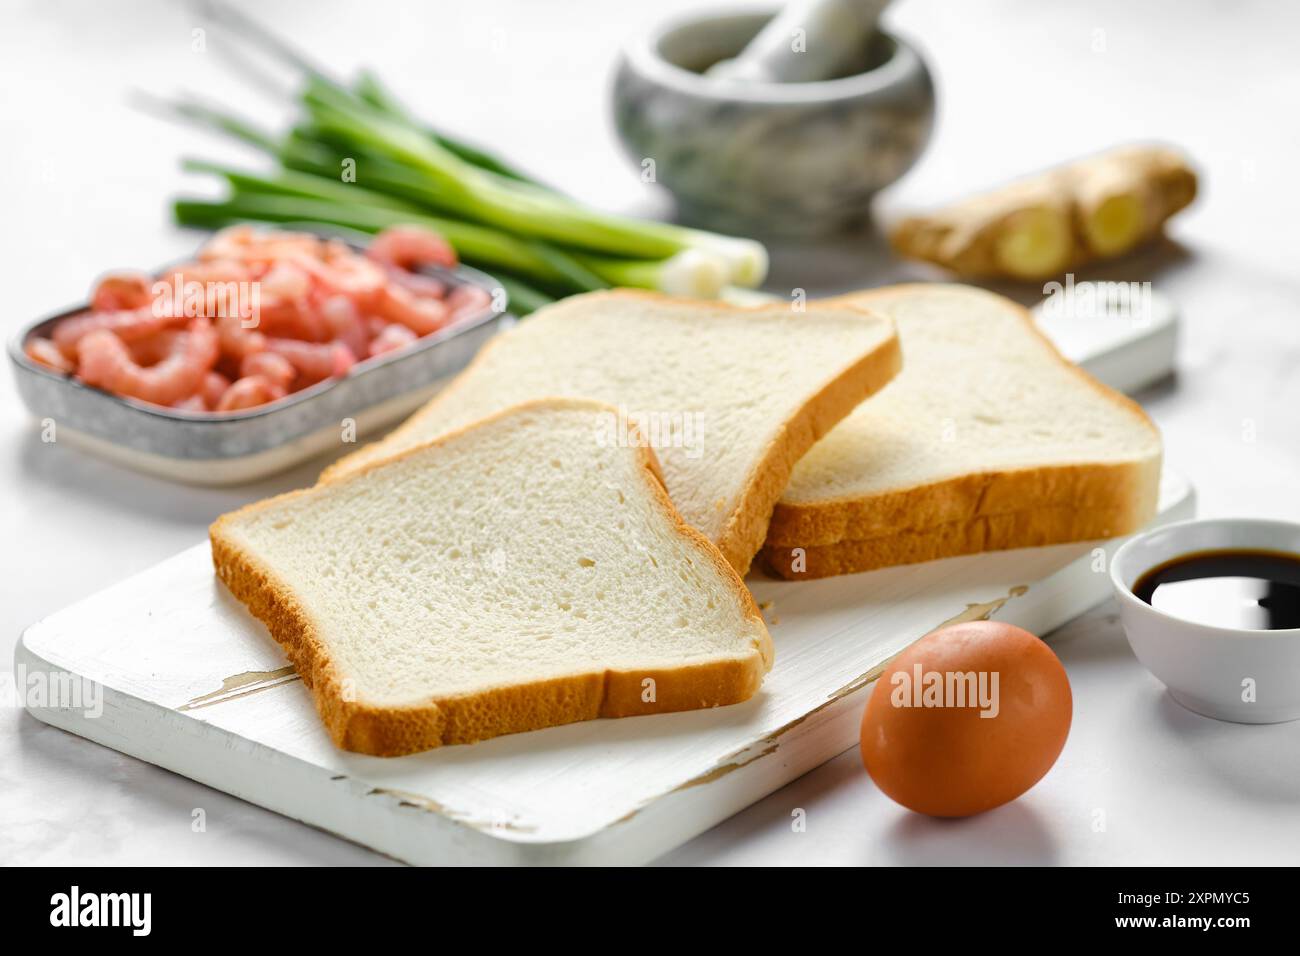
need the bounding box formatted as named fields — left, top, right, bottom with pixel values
left=8, top=225, right=512, bottom=485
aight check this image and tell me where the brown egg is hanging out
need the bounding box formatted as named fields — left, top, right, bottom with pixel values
left=860, top=620, right=1072, bottom=817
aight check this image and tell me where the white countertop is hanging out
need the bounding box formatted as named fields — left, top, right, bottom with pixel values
left=3, top=0, right=1298, bottom=866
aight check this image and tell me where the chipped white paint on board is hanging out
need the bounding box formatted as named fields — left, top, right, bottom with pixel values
left=17, top=472, right=1193, bottom=865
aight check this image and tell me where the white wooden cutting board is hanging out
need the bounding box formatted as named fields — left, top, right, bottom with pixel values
left=15, top=299, right=1184, bottom=865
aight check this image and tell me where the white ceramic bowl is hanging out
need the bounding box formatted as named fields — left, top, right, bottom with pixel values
left=1110, top=517, right=1300, bottom=723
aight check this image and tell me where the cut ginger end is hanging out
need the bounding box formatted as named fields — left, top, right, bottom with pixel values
left=993, top=206, right=1074, bottom=280
left=1081, top=192, right=1145, bottom=258
left=890, top=145, right=1197, bottom=282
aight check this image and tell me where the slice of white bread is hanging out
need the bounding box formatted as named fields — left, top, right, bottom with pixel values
left=321, top=290, right=902, bottom=574
left=762, top=284, right=1162, bottom=578
left=211, top=399, right=773, bottom=756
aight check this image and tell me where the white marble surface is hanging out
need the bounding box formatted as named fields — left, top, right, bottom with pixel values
left=3, top=0, right=1298, bottom=866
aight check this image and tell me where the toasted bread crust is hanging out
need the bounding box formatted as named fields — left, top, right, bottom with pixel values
left=211, top=398, right=773, bottom=757
left=320, top=289, right=902, bottom=575
left=763, top=285, right=1162, bottom=576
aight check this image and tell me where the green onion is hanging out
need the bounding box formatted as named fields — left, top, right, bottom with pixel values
left=152, top=7, right=770, bottom=298
left=180, top=162, right=613, bottom=294
left=270, top=140, right=734, bottom=296
left=183, top=158, right=418, bottom=212
left=299, top=83, right=767, bottom=286
left=186, top=0, right=545, bottom=190
left=351, top=70, right=546, bottom=188
left=574, top=250, right=728, bottom=299
left=277, top=135, right=479, bottom=219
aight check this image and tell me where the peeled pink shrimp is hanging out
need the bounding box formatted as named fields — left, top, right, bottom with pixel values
left=366, top=225, right=457, bottom=271
left=152, top=265, right=257, bottom=325
left=264, top=338, right=355, bottom=386
left=257, top=234, right=325, bottom=264
left=368, top=323, right=418, bottom=358
left=128, top=327, right=195, bottom=367
left=215, top=375, right=286, bottom=412
left=215, top=313, right=266, bottom=360
left=48, top=224, right=472, bottom=414
left=257, top=297, right=330, bottom=342
left=91, top=271, right=154, bottom=312
left=240, top=351, right=296, bottom=392
left=171, top=258, right=252, bottom=285
left=446, top=284, right=493, bottom=322
left=172, top=393, right=208, bottom=412
left=77, top=318, right=219, bottom=406
left=259, top=260, right=312, bottom=300
left=373, top=282, right=449, bottom=335
left=198, top=225, right=258, bottom=261
left=296, top=250, right=386, bottom=305
left=25, top=337, right=74, bottom=373
left=382, top=264, right=447, bottom=299
left=316, top=294, right=369, bottom=359
left=53, top=306, right=187, bottom=360
left=200, top=225, right=322, bottom=265
left=200, top=371, right=231, bottom=408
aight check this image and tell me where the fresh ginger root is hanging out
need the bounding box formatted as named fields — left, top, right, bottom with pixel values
left=891, top=145, right=1197, bottom=281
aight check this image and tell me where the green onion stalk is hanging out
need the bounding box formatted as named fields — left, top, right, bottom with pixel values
left=153, top=28, right=767, bottom=302
left=179, top=159, right=728, bottom=299
left=299, top=82, right=766, bottom=287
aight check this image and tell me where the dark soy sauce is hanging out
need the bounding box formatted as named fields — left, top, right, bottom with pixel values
left=1133, top=549, right=1300, bottom=630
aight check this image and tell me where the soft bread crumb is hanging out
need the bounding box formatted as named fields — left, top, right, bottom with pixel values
left=765, top=284, right=1161, bottom=575
left=321, top=289, right=902, bottom=574
left=211, top=398, right=773, bottom=755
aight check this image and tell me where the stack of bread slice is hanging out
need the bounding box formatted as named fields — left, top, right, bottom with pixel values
left=322, top=291, right=903, bottom=574
left=762, top=285, right=1162, bottom=578
left=211, top=285, right=1161, bottom=755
